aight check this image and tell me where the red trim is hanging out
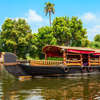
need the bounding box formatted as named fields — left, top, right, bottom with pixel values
left=94, top=53, right=100, bottom=55
left=47, top=52, right=63, bottom=57
left=68, top=49, right=95, bottom=54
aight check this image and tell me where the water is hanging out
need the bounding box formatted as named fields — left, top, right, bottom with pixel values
left=0, top=64, right=100, bottom=100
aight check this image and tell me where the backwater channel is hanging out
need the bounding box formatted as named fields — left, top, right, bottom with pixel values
left=0, top=64, right=100, bottom=100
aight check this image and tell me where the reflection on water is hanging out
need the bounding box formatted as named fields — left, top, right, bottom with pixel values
left=0, top=64, right=100, bottom=100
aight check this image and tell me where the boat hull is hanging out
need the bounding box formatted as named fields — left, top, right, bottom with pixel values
left=4, top=65, right=30, bottom=77
left=4, top=64, right=100, bottom=77
left=3, top=52, right=100, bottom=77
left=20, top=64, right=100, bottom=77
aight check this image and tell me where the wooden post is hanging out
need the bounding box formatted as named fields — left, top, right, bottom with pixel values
left=88, top=54, right=90, bottom=66
left=99, top=55, right=100, bottom=66
left=63, top=49, right=66, bottom=65
left=80, top=54, right=83, bottom=66
left=45, top=54, right=47, bottom=60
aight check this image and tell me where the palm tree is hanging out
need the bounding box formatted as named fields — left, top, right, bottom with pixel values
left=44, top=2, right=55, bottom=26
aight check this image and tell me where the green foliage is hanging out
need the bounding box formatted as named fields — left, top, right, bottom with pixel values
left=52, top=16, right=88, bottom=47
left=1, top=18, right=37, bottom=58
left=52, top=16, right=71, bottom=46
left=81, top=38, right=90, bottom=47
left=94, top=34, right=100, bottom=42
left=34, top=16, right=90, bottom=59
left=34, top=26, right=57, bottom=59
left=47, top=57, right=63, bottom=61
left=89, top=34, right=100, bottom=49
left=0, top=30, right=3, bottom=52
left=89, top=41, right=100, bottom=49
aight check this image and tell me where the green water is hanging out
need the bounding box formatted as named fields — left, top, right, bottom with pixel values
left=0, top=64, right=100, bottom=100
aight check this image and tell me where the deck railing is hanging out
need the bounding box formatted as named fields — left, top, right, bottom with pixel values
left=90, top=60, right=100, bottom=66
left=30, top=59, right=100, bottom=66
left=30, top=60, right=82, bottom=66
left=66, top=60, right=81, bottom=66
left=30, top=60, right=63, bottom=66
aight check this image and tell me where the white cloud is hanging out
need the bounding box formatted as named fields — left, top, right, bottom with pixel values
left=88, top=25, right=100, bottom=33
left=87, top=25, right=100, bottom=41
left=81, top=12, right=96, bottom=21
left=5, top=9, right=49, bottom=33
left=25, top=9, right=43, bottom=23
left=7, top=9, right=44, bottom=23
left=0, top=25, right=1, bottom=30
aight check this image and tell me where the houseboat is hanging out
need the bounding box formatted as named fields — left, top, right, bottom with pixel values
left=3, top=45, right=100, bottom=77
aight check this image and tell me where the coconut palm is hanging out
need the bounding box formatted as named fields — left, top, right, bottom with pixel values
left=44, top=2, right=55, bottom=26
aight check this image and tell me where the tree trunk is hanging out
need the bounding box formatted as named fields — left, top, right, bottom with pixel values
left=14, top=49, right=17, bottom=55
left=49, top=11, right=51, bottom=26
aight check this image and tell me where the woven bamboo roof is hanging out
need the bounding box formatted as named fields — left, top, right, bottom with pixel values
left=42, top=45, right=95, bottom=53
left=94, top=49, right=100, bottom=53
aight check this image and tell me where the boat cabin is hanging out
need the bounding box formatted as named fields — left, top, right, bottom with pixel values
left=30, top=45, right=100, bottom=67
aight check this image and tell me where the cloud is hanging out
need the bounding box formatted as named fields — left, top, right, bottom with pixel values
left=5, top=9, right=49, bottom=33
left=5, top=9, right=43, bottom=23
left=25, top=9, right=43, bottom=23
left=0, top=25, right=1, bottom=30
left=87, top=25, right=100, bottom=41
left=88, top=25, right=100, bottom=33
left=81, top=12, right=96, bottom=21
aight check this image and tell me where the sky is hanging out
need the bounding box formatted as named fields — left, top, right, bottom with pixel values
left=0, top=0, right=100, bottom=41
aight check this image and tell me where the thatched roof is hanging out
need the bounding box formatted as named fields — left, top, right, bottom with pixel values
left=94, top=49, right=100, bottom=53
left=42, top=45, right=95, bottom=54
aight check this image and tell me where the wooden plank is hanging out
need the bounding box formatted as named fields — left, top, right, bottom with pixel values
left=31, top=60, right=63, bottom=62
left=90, top=60, right=99, bottom=62
left=66, top=63, right=81, bottom=66
left=19, top=76, right=32, bottom=78
left=4, top=62, right=20, bottom=66
left=16, top=59, right=30, bottom=63
left=66, top=60, right=81, bottom=62
left=90, top=63, right=99, bottom=65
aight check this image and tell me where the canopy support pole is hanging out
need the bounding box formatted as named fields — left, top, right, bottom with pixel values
left=63, top=49, right=66, bottom=65
left=88, top=54, right=90, bottom=66
left=80, top=54, right=83, bottom=66
left=45, top=54, right=47, bottom=60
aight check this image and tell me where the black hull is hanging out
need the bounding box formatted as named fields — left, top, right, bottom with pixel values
left=20, top=64, right=100, bottom=77
left=4, top=64, right=100, bottom=77
left=4, top=65, right=29, bottom=77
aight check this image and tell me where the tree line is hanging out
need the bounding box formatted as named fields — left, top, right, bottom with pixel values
left=0, top=16, right=100, bottom=59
